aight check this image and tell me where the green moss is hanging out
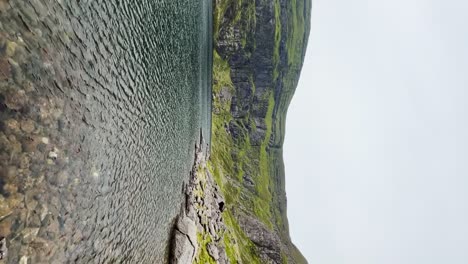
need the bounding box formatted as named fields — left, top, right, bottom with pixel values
left=273, top=0, right=282, bottom=80
left=195, top=233, right=217, bottom=264
left=209, top=0, right=311, bottom=262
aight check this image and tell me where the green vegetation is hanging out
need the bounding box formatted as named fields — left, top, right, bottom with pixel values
left=194, top=0, right=311, bottom=262
left=196, top=233, right=217, bottom=264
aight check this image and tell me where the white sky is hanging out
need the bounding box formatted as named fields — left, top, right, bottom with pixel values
left=284, top=1, right=468, bottom=263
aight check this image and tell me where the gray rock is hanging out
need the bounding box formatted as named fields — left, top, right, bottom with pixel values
left=0, top=237, right=7, bottom=260
left=207, top=243, right=220, bottom=260
left=171, top=230, right=195, bottom=264
left=171, top=216, right=198, bottom=264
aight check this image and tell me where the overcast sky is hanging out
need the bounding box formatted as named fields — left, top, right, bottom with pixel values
left=284, top=0, right=468, bottom=263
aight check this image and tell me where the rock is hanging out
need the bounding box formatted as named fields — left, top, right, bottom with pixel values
left=0, top=218, right=12, bottom=237
left=0, top=58, right=11, bottom=80
left=20, top=119, right=35, bottom=133
left=22, top=80, right=34, bottom=92
left=171, top=216, right=198, bottom=263
left=5, top=41, right=17, bottom=57
left=7, top=193, right=23, bottom=209
left=21, top=227, right=40, bottom=243
left=171, top=230, right=195, bottom=264
left=8, top=58, right=23, bottom=84
left=55, top=171, right=68, bottom=186
left=3, top=166, right=17, bottom=181
left=48, top=148, right=59, bottom=160
left=4, top=119, right=20, bottom=132
left=0, top=237, right=7, bottom=260
left=22, top=136, right=40, bottom=152
left=6, top=134, right=22, bottom=154
left=3, top=183, right=18, bottom=196
left=207, top=243, right=220, bottom=260
left=19, top=255, right=28, bottom=264
left=0, top=0, right=9, bottom=12
left=41, top=137, right=49, bottom=144
left=4, top=89, right=27, bottom=110
left=176, top=216, right=198, bottom=253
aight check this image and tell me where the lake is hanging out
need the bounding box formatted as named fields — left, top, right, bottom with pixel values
left=0, top=0, right=212, bottom=262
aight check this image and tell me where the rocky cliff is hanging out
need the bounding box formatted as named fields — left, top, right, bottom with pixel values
left=172, top=0, right=311, bottom=263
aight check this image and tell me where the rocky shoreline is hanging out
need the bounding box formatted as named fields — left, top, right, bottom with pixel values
left=170, top=134, right=228, bottom=264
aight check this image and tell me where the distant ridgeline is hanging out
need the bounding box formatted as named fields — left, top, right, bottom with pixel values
left=174, top=0, right=312, bottom=263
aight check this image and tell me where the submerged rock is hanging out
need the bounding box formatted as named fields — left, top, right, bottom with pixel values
left=5, top=41, right=17, bottom=57
left=0, top=237, right=7, bottom=260
left=4, top=89, right=27, bottom=111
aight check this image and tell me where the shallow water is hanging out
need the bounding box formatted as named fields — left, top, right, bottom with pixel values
left=0, top=0, right=211, bottom=263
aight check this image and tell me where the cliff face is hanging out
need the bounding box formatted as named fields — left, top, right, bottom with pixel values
left=184, top=0, right=311, bottom=263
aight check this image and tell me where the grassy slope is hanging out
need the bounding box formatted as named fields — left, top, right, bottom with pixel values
left=194, top=0, right=311, bottom=263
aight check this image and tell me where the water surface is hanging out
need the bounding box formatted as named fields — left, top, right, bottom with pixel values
left=0, top=0, right=211, bottom=263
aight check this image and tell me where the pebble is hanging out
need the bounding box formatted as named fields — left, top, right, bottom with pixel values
left=0, top=0, right=9, bottom=12
left=22, top=227, right=40, bottom=243
left=19, top=255, right=28, bottom=264
left=5, top=89, right=27, bottom=111
left=48, top=148, right=58, bottom=160
left=41, top=137, right=49, bottom=144
left=8, top=58, right=23, bottom=84
left=0, top=58, right=11, bottom=80
left=4, top=119, right=20, bottom=132
left=0, top=219, right=12, bottom=238
left=5, top=41, right=17, bottom=57
left=20, top=119, right=35, bottom=133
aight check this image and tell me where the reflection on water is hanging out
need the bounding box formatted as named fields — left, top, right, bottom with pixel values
left=0, top=0, right=211, bottom=263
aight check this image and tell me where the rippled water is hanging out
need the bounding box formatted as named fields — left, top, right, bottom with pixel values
left=0, top=0, right=211, bottom=263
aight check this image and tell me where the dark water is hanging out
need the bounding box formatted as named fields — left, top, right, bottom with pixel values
left=0, top=0, right=212, bottom=263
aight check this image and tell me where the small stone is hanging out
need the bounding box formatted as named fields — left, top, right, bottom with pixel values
left=19, top=154, right=30, bottom=169
left=4, top=119, right=19, bottom=132
left=0, top=0, right=9, bottom=12
left=0, top=197, right=11, bottom=219
left=5, top=41, right=17, bottom=57
left=0, top=59, right=11, bottom=80
left=22, top=227, right=40, bottom=243
left=25, top=197, right=38, bottom=210
left=0, top=236, right=7, bottom=260
left=3, top=183, right=18, bottom=195
left=8, top=193, right=23, bottom=209
left=7, top=135, right=22, bottom=153
left=4, top=166, right=17, bottom=181
left=20, top=119, right=35, bottom=133
left=5, top=89, right=27, bottom=111
left=56, top=171, right=68, bottom=186
left=8, top=58, right=23, bottom=84
left=22, top=136, right=40, bottom=152
left=19, top=255, right=28, bottom=264
left=48, top=148, right=58, bottom=160
left=22, top=80, right=34, bottom=92
left=41, top=137, right=49, bottom=144
left=0, top=218, right=12, bottom=237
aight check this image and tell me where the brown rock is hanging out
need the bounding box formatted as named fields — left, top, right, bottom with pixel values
left=0, top=58, right=11, bottom=80
left=0, top=195, right=11, bottom=217
left=4, top=166, right=17, bottom=181
left=0, top=0, right=9, bottom=12
left=21, top=227, right=40, bottom=244
left=5, top=89, right=27, bottom=111
left=3, top=183, right=18, bottom=195
left=5, top=41, right=17, bottom=57
left=20, top=119, right=35, bottom=133
left=0, top=218, right=12, bottom=237
left=4, top=119, right=19, bottom=132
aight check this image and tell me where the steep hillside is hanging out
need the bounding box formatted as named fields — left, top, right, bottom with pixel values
left=208, top=0, right=311, bottom=262
left=170, top=0, right=311, bottom=263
